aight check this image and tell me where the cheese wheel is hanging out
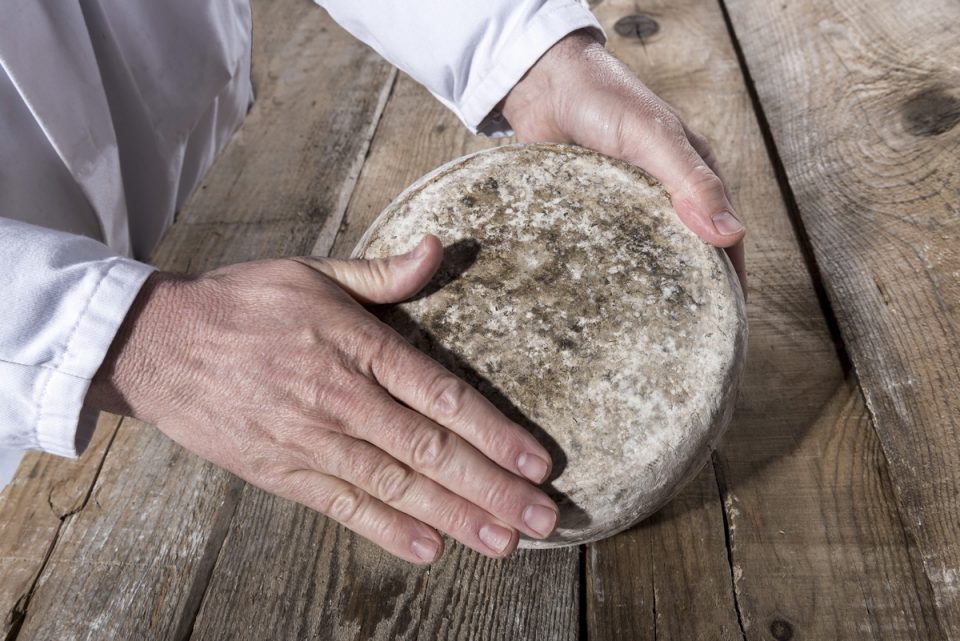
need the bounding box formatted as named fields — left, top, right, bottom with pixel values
left=353, top=144, right=747, bottom=547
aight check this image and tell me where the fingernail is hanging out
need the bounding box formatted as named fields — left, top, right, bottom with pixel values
left=712, top=211, right=745, bottom=235
left=478, top=524, right=514, bottom=555
left=517, top=452, right=550, bottom=483
left=523, top=504, right=558, bottom=538
left=411, top=537, right=440, bottom=562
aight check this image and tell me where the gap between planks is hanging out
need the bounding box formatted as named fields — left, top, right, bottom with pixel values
left=310, top=68, right=400, bottom=258
left=714, top=0, right=851, bottom=376
left=711, top=452, right=748, bottom=641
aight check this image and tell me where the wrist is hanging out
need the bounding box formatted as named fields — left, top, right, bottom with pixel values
left=88, top=271, right=196, bottom=422
left=500, top=29, right=604, bottom=141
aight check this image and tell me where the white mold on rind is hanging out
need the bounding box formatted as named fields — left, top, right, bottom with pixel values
left=353, top=143, right=747, bottom=548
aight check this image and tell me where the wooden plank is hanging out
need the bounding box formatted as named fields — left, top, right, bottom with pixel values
left=717, top=380, right=944, bottom=640
left=186, top=484, right=431, bottom=641
left=587, top=0, right=943, bottom=638
left=722, top=0, right=960, bottom=635
left=191, top=75, right=579, bottom=641
left=325, top=77, right=500, bottom=259
left=412, top=544, right=579, bottom=641
left=12, top=420, right=241, bottom=641
left=10, top=5, right=397, bottom=639
left=587, top=468, right=743, bottom=641
left=0, top=414, right=121, bottom=638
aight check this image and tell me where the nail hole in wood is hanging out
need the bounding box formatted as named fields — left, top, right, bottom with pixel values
left=613, top=14, right=660, bottom=41
left=769, top=618, right=794, bottom=641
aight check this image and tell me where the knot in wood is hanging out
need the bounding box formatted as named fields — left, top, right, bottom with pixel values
left=902, top=86, right=960, bottom=137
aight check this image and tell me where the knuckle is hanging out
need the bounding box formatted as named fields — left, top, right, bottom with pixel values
left=427, top=375, right=469, bottom=421
left=684, top=164, right=725, bottom=196
left=438, top=502, right=476, bottom=536
left=374, top=461, right=416, bottom=504
left=346, top=321, right=395, bottom=371
left=662, top=116, right=687, bottom=140
left=325, top=486, right=366, bottom=524
left=306, top=377, right=361, bottom=432
left=642, top=105, right=684, bottom=139
left=411, top=428, right=455, bottom=471
left=482, top=476, right=524, bottom=513
left=365, top=257, right=394, bottom=290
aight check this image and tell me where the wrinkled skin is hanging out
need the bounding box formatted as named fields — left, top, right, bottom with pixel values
left=89, top=31, right=745, bottom=565
left=501, top=30, right=746, bottom=293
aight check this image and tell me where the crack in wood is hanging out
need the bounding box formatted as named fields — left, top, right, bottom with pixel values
left=176, top=477, right=244, bottom=641
left=5, top=418, right=123, bottom=641
left=651, top=555, right=658, bottom=641
left=712, top=452, right=748, bottom=641
left=578, top=545, right=588, bottom=641
left=411, top=562, right=432, bottom=641
left=868, top=416, right=951, bottom=639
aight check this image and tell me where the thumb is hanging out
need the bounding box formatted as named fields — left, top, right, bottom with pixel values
left=616, top=115, right=745, bottom=249
left=302, top=235, right=444, bottom=305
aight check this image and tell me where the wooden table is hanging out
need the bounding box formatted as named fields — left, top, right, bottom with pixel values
left=3, top=0, right=959, bottom=638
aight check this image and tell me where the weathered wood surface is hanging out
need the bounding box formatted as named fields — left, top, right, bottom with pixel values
left=3, top=0, right=959, bottom=639
left=190, top=76, right=580, bottom=641
left=723, top=0, right=960, bottom=636
left=7, top=7, right=397, bottom=640
left=586, top=1, right=943, bottom=639
left=0, top=414, right=121, bottom=638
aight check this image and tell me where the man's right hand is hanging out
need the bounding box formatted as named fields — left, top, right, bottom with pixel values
left=88, top=235, right=559, bottom=564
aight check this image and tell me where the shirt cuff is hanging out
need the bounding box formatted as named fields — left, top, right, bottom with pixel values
left=34, top=257, right=155, bottom=457
left=462, top=1, right=607, bottom=137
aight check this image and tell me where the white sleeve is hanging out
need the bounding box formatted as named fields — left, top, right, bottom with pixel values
left=0, top=218, right=155, bottom=457
left=315, top=0, right=605, bottom=136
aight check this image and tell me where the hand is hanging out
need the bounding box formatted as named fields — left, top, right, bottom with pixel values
left=501, top=30, right=747, bottom=296
left=88, top=236, right=559, bottom=564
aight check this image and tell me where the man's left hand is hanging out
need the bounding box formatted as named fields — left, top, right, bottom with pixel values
left=501, top=30, right=747, bottom=296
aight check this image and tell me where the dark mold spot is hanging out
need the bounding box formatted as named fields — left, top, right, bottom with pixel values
left=902, top=86, right=960, bottom=137
left=614, top=14, right=660, bottom=41
left=769, top=618, right=794, bottom=641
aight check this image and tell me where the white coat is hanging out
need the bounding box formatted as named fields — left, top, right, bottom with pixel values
left=0, top=1, right=603, bottom=484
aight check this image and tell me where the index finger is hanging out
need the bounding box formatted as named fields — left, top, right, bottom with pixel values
left=370, top=332, right=554, bottom=485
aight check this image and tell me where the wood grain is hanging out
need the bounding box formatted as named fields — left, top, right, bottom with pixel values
left=191, top=75, right=579, bottom=641
left=723, top=0, right=960, bottom=635
left=10, top=6, right=396, bottom=639
left=0, top=414, right=121, bottom=638
left=324, top=76, right=501, bottom=260
left=189, top=483, right=431, bottom=641
left=587, top=0, right=943, bottom=638
left=7, top=0, right=957, bottom=639
left=587, top=468, right=743, bottom=641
